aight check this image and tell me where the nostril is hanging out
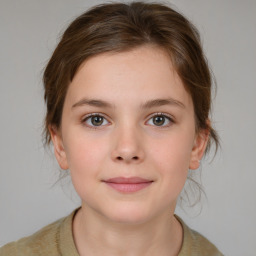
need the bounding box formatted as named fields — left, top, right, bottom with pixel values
left=116, top=156, right=139, bottom=161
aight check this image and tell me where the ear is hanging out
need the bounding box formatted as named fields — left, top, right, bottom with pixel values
left=49, top=125, right=69, bottom=170
left=189, top=126, right=209, bottom=170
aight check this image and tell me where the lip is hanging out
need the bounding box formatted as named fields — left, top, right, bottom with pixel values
left=103, top=176, right=153, bottom=193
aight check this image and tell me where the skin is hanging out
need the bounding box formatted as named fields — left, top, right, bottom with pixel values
left=50, top=46, right=209, bottom=256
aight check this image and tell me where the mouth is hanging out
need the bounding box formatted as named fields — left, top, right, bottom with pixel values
left=103, top=177, right=154, bottom=193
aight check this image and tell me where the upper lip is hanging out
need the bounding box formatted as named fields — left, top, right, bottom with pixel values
left=104, top=177, right=153, bottom=184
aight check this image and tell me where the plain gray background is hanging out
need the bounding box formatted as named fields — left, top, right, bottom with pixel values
left=0, top=0, right=255, bottom=255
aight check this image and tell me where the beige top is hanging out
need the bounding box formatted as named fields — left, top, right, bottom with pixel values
left=0, top=208, right=223, bottom=256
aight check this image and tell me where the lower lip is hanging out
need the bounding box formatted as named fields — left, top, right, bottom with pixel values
left=105, top=182, right=153, bottom=193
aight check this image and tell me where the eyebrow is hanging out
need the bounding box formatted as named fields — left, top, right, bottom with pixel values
left=141, top=98, right=185, bottom=109
left=72, top=98, right=185, bottom=109
left=72, top=99, right=112, bottom=109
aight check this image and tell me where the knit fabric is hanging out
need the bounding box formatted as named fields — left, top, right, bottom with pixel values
left=0, top=208, right=223, bottom=256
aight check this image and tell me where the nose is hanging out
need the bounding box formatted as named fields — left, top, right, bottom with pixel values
left=111, top=125, right=145, bottom=164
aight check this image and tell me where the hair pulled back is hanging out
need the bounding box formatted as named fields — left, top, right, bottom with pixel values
left=43, top=1, right=219, bottom=154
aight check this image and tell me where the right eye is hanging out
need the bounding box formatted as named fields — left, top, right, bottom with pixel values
left=82, top=114, right=109, bottom=128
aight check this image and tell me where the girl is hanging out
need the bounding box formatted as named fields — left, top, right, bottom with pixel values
left=0, top=1, right=223, bottom=255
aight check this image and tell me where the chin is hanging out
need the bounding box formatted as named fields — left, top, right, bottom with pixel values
left=103, top=203, right=155, bottom=225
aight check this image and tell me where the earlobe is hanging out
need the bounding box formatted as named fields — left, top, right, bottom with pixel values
left=49, top=125, right=69, bottom=170
left=189, top=128, right=209, bottom=170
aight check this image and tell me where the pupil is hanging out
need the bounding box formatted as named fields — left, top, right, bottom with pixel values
left=153, top=116, right=164, bottom=126
left=92, top=116, right=103, bottom=126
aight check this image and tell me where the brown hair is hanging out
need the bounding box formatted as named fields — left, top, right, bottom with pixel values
left=43, top=1, right=219, bottom=154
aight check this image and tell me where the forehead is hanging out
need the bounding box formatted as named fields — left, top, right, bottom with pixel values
left=66, top=46, right=192, bottom=108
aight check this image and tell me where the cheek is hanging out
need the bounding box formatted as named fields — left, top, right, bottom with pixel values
left=63, top=133, right=110, bottom=190
left=64, top=131, right=108, bottom=168
left=151, top=132, right=194, bottom=171
left=63, top=135, right=110, bottom=206
left=149, top=133, right=194, bottom=196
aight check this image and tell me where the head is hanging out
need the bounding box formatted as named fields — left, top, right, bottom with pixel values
left=43, top=1, right=219, bottom=218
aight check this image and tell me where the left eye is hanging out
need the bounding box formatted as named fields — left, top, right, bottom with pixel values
left=146, top=114, right=173, bottom=127
left=83, top=114, right=109, bottom=127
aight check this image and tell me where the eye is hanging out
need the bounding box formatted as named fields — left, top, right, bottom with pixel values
left=82, top=114, right=109, bottom=128
left=146, top=113, right=173, bottom=127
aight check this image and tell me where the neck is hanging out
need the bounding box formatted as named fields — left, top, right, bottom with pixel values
left=72, top=205, right=183, bottom=256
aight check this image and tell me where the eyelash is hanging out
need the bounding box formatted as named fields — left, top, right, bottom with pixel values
left=81, top=113, right=109, bottom=129
left=147, top=112, right=174, bottom=127
left=81, top=112, right=174, bottom=129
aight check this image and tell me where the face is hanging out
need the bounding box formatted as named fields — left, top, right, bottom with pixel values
left=50, top=46, right=208, bottom=224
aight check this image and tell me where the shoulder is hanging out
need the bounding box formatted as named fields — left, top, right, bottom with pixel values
left=176, top=215, right=224, bottom=256
left=0, top=209, right=77, bottom=256
left=0, top=217, right=64, bottom=256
